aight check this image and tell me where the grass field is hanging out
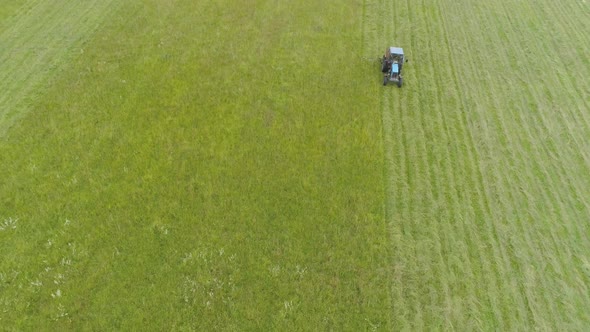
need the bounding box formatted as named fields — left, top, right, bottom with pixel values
left=1, top=0, right=589, bottom=330
left=367, top=0, right=590, bottom=329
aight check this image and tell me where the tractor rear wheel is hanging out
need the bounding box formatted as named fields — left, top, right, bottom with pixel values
left=383, top=76, right=388, bottom=86
left=397, top=77, right=403, bottom=88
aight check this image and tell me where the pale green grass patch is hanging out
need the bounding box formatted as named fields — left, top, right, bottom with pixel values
left=0, top=0, right=121, bottom=135
left=368, top=0, right=590, bottom=329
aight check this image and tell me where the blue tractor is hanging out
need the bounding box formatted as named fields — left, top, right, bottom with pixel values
left=381, top=47, right=405, bottom=87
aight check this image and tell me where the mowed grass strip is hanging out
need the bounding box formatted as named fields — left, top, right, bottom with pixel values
left=369, top=0, right=590, bottom=329
left=0, top=0, right=391, bottom=329
left=0, top=0, right=121, bottom=135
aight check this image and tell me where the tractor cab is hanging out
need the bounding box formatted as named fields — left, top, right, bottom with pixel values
left=381, top=46, right=405, bottom=87
left=386, top=47, right=405, bottom=65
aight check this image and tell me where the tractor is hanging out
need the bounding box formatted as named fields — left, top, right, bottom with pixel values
left=380, top=47, right=406, bottom=87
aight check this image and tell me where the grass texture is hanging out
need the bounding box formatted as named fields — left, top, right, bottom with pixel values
left=365, top=0, right=590, bottom=329
left=1, top=0, right=590, bottom=330
left=1, top=0, right=389, bottom=330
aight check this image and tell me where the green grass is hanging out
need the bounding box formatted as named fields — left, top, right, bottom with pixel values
left=367, top=0, right=590, bottom=329
left=0, top=0, right=121, bottom=136
left=2, top=0, right=590, bottom=330
left=0, top=0, right=27, bottom=29
left=1, top=0, right=390, bottom=330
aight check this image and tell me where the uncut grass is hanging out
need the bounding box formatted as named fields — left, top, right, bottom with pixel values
left=0, top=0, right=122, bottom=136
left=0, top=0, right=390, bottom=329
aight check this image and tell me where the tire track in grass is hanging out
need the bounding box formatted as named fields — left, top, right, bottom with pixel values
left=0, top=0, right=121, bottom=136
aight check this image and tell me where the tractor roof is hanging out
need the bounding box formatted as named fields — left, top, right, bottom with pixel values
left=389, top=47, right=404, bottom=55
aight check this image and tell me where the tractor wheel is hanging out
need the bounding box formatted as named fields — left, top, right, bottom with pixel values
left=383, top=76, right=388, bottom=86
left=397, top=77, right=403, bottom=88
